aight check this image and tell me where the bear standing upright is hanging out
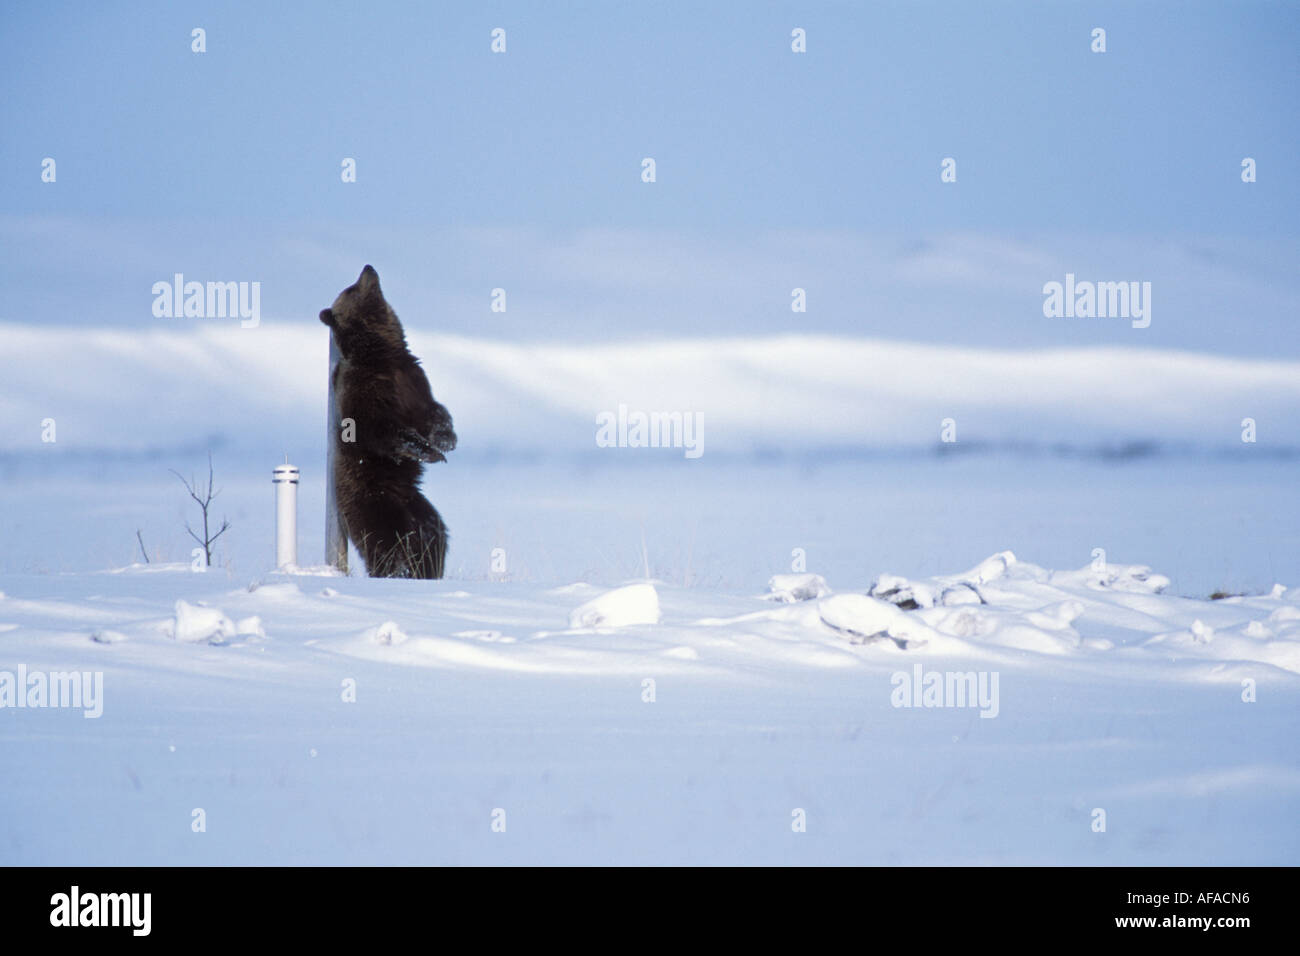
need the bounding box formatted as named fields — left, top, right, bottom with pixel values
left=319, top=265, right=457, bottom=578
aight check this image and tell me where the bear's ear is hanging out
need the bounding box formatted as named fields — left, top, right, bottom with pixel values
left=357, top=264, right=381, bottom=296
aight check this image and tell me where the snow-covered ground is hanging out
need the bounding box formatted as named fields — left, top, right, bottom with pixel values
left=2, top=540, right=1297, bottom=865
left=2, top=325, right=1297, bottom=864
left=3, top=455, right=1295, bottom=600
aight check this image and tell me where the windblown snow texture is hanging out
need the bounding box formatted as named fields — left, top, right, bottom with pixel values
left=1, top=552, right=1296, bottom=865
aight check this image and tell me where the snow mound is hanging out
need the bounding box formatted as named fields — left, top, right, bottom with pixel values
left=569, top=583, right=661, bottom=629
left=363, top=621, right=408, bottom=646
left=1270, top=606, right=1300, bottom=626
left=235, top=616, right=266, bottom=640
left=245, top=581, right=303, bottom=599
left=1051, top=562, right=1170, bottom=593
left=765, top=573, right=830, bottom=603
left=870, top=551, right=1016, bottom=609
left=167, top=601, right=266, bottom=644
left=170, top=600, right=236, bottom=643
left=855, top=552, right=1300, bottom=670
left=818, top=593, right=933, bottom=649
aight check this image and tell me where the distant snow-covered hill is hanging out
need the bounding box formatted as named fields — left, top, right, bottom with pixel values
left=2, top=322, right=1298, bottom=460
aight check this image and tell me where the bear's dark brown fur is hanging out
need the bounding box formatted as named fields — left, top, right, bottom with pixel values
left=320, top=265, right=456, bottom=578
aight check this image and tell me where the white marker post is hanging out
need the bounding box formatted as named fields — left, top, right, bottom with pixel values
left=325, top=332, right=349, bottom=572
left=273, top=461, right=299, bottom=569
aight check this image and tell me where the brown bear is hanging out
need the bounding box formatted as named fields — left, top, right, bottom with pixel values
left=319, top=265, right=457, bottom=578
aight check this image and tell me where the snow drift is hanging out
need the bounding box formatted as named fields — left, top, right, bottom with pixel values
left=2, top=552, right=1297, bottom=866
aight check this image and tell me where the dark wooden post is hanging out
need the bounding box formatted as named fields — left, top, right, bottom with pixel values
left=325, top=332, right=348, bottom=572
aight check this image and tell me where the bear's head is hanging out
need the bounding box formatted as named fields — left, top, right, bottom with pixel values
left=319, top=265, right=407, bottom=358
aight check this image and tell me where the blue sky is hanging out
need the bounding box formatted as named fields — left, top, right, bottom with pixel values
left=1, top=0, right=1297, bottom=352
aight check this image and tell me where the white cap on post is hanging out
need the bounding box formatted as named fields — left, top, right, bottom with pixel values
left=273, top=461, right=300, bottom=570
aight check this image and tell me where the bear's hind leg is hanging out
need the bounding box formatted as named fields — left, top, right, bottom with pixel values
left=400, top=494, right=448, bottom=579
left=347, top=490, right=447, bottom=580
left=357, top=497, right=446, bottom=579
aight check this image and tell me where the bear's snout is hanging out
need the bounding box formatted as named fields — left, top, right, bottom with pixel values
left=433, top=427, right=457, bottom=454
